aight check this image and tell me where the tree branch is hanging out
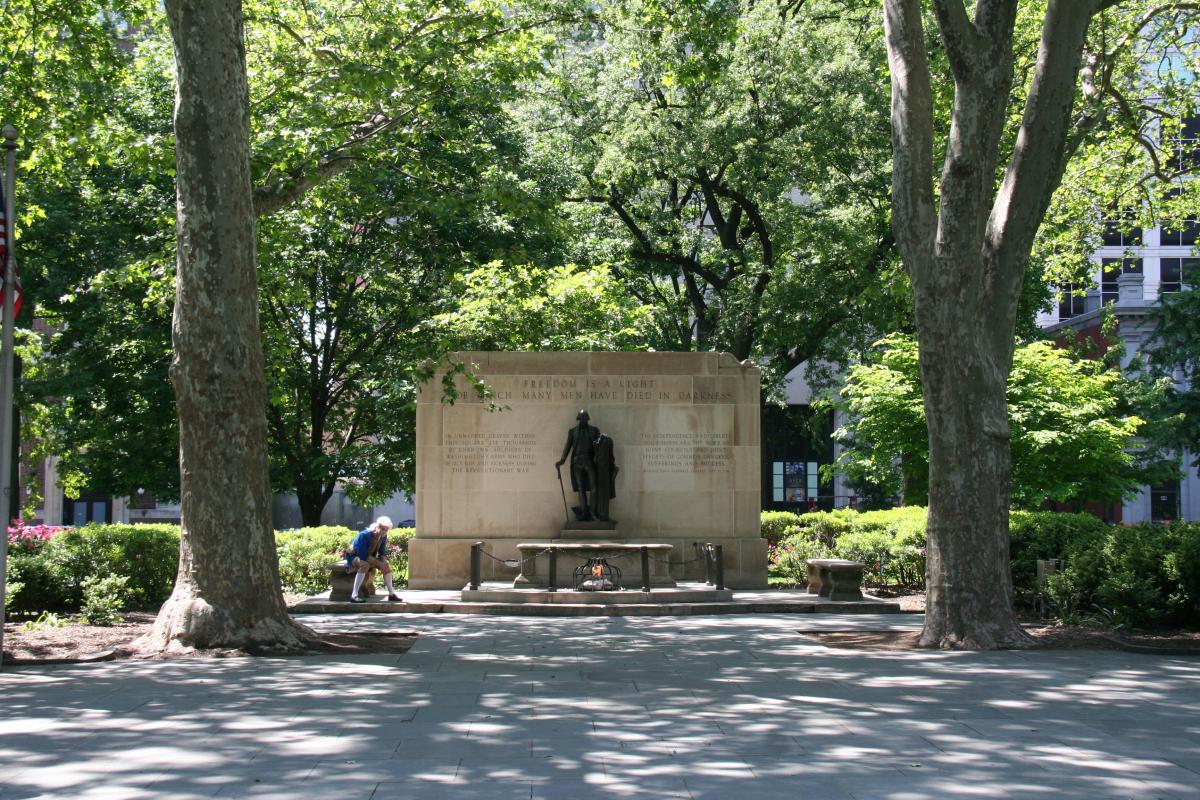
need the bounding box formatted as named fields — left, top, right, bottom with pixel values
left=987, top=0, right=1098, bottom=317
left=931, top=0, right=986, bottom=80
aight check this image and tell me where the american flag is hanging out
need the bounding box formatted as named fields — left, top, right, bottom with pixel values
left=0, top=181, right=21, bottom=318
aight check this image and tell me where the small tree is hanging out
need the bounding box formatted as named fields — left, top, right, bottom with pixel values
left=832, top=334, right=1158, bottom=508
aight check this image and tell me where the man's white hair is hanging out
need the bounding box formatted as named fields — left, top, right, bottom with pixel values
left=374, top=515, right=394, bottom=530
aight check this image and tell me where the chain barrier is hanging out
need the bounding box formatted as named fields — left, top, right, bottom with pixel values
left=473, top=543, right=710, bottom=569
left=477, top=546, right=556, bottom=569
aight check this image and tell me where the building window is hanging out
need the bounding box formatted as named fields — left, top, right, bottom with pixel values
left=1160, top=258, right=1199, bottom=294
left=1161, top=187, right=1199, bottom=245
left=1101, top=257, right=1142, bottom=305
left=1151, top=480, right=1180, bottom=522
left=64, top=493, right=111, bottom=525
left=1167, top=115, right=1200, bottom=174
left=1057, top=284, right=1087, bottom=320
left=1101, top=208, right=1142, bottom=247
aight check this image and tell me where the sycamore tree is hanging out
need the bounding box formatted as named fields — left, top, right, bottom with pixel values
left=146, top=0, right=561, bottom=650
left=23, top=3, right=565, bottom=532
left=520, top=0, right=907, bottom=384
left=832, top=334, right=1164, bottom=508
left=882, top=0, right=1200, bottom=648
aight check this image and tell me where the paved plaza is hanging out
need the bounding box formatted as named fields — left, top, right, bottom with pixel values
left=1, top=613, right=1198, bottom=799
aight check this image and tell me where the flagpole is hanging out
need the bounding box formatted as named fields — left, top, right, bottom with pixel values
left=0, top=123, right=17, bottom=670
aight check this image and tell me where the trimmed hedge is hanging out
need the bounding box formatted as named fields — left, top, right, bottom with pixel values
left=7, top=524, right=180, bottom=613
left=4, top=522, right=415, bottom=614
left=1047, top=522, right=1200, bottom=628
left=762, top=507, right=1200, bottom=628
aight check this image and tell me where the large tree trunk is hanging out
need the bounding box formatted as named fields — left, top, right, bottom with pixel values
left=143, top=0, right=310, bottom=653
left=884, top=0, right=1097, bottom=648
left=296, top=482, right=333, bottom=528
left=914, top=265, right=1024, bottom=648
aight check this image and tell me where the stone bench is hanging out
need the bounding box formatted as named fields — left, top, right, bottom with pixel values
left=327, top=561, right=378, bottom=601
left=806, top=559, right=866, bottom=601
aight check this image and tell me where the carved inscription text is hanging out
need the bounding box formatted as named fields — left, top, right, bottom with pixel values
left=444, top=432, right=537, bottom=474
left=639, top=433, right=732, bottom=473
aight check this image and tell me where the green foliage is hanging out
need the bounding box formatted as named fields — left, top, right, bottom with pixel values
left=275, top=527, right=357, bottom=594
left=274, top=526, right=414, bottom=594
left=770, top=535, right=834, bottom=582
left=20, top=2, right=574, bottom=523
left=833, top=334, right=1155, bottom=508
left=38, top=525, right=180, bottom=612
left=1036, top=7, right=1200, bottom=298
left=521, top=0, right=907, bottom=383
left=766, top=507, right=924, bottom=586
left=1008, top=511, right=1109, bottom=596
left=81, top=575, right=131, bottom=626
left=21, top=612, right=69, bottom=632
left=8, top=523, right=418, bottom=612
left=432, top=263, right=657, bottom=353
left=5, top=553, right=63, bottom=614
left=4, top=558, right=25, bottom=614
left=759, top=511, right=804, bottom=547
left=1146, top=288, right=1200, bottom=469
left=1047, top=523, right=1200, bottom=629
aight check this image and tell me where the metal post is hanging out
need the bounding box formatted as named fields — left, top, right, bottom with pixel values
left=640, top=546, right=650, bottom=592
left=713, top=545, right=725, bottom=591
left=0, top=125, right=17, bottom=670
left=469, top=541, right=482, bottom=590
left=699, top=542, right=710, bottom=584
left=548, top=547, right=557, bottom=593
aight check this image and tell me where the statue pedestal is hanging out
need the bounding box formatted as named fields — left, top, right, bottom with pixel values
left=560, top=519, right=617, bottom=540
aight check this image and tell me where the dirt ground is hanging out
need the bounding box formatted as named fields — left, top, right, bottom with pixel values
left=2, top=612, right=417, bottom=664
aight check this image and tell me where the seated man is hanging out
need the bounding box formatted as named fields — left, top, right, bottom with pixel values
left=344, top=515, right=401, bottom=603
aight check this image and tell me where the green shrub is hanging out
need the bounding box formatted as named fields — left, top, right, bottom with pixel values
left=39, top=524, right=179, bottom=611
left=760, top=511, right=803, bottom=547
left=771, top=533, right=834, bottom=582
left=22, top=611, right=68, bottom=631
left=81, top=574, right=131, bottom=626
left=1008, top=511, right=1108, bottom=595
left=1047, top=522, right=1200, bottom=629
left=275, top=526, right=356, bottom=594
left=1177, top=524, right=1200, bottom=612
left=4, top=557, right=23, bottom=613
left=273, top=525, right=414, bottom=594
left=5, top=552, right=68, bottom=613
left=791, top=510, right=856, bottom=546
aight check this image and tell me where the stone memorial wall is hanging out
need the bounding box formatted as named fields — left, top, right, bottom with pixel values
left=410, top=352, right=766, bottom=588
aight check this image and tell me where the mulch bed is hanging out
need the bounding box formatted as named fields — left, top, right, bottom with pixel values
left=3, top=613, right=417, bottom=665
left=802, top=627, right=1200, bottom=653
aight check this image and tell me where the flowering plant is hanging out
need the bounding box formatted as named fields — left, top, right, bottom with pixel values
left=7, top=519, right=64, bottom=555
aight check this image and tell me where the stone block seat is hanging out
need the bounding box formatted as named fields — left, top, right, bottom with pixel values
left=327, top=561, right=378, bottom=601
left=806, top=558, right=866, bottom=601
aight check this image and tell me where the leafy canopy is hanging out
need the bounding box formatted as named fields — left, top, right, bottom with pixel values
left=831, top=334, right=1156, bottom=509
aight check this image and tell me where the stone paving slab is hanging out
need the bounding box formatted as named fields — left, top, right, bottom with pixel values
left=1, top=613, right=1198, bottom=799
left=292, top=588, right=903, bottom=616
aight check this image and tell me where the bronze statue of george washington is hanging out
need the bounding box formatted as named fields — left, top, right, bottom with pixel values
left=555, top=409, right=608, bottom=521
